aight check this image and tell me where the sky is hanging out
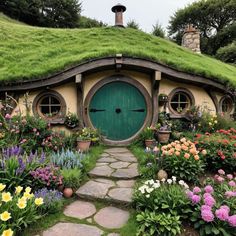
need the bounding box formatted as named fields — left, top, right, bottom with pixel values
left=81, top=0, right=197, bottom=33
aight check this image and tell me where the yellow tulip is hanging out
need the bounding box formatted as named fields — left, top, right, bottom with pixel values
left=34, top=197, right=44, bottom=206
left=2, top=228, right=13, bottom=236
left=17, top=200, right=27, bottom=209
left=2, top=192, right=12, bottom=203
left=0, top=211, right=11, bottom=221
left=0, top=183, right=6, bottom=192
left=15, top=186, right=23, bottom=194
left=25, top=187, right=31, bottom=193
left=23, top=192, right=34, bottom=199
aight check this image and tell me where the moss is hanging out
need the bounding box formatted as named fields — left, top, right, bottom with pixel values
left=0, top=13, right=236, bottom=86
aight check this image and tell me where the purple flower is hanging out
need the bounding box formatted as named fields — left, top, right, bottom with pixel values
left=228, top=215, right=236, bottom=227
left=193, top=187, right=201, bottom=193
left=204, top=196, right=216, bottom=207
left=191, top=195, right=201, bottom=204
left=201, top=209, right=214, bottom=222
left=218, top=169, right=225, bottom=175
left=204, top=185, right=214, bottom=194
left=215, top=208, right=229, bottom=221
left=228, top=181, right=236, bottom=187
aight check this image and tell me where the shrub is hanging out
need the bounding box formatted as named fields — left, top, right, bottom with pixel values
left=0, top=147, right=47, bottom=191
left=60, top=168, right=82, bottom=189
left=0, top=184, right=44, bottom=235
left=195, top=130, right=236, bottom=172
left=197, top=112, right=218, bottom=133
left=34, top=188, right=63, bottom=214
left=162, top=138, right=205, bottom=183
left=187, top=170, right=236, bottom=236
left=51, top=149, right=85, bottom=169
left=139, top=127, right=155, bottom=141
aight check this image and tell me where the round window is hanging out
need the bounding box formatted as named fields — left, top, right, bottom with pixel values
left=221, top=96, right=233, bottom=113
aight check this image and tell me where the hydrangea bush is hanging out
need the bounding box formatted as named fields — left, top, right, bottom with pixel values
left=187, top=169, right=236, bottom=236
left=0, top=184, right=43, bottom=236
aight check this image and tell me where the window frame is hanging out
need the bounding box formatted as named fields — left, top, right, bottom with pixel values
left=168, top=88, right=195, bottom=116
left=219, top=95, right=234, bottom=114
left=33, top=91, right=66, bottom=120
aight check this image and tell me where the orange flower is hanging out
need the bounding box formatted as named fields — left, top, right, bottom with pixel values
left=184, top=142, right=190, bottom=147
left=190, top=148, right=197, bottom=155
left=175, top=151, right=180, bottom=156
left=181, top=145, right=188, bottom=151
left=167, top=144, right=172, bottom=149
left=184, top=153, right=190, bottom=159
left=194, top=155, right=200, bottom=161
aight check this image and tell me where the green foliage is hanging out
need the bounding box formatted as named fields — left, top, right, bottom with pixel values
left=60, top=168, right=82, bottom=189
left=216, top=41, right=236, bottom=64
left=136, top=210, right=181, bottom=236
left=139, top=127, right=155, bottom=140
left=64, top=112, right=79, bottom=129
left=0, top=16, right=236, bottom=86
left=78, top=15, right=106, bottom=28
left=152, top=21, right=165, bottom=38
left=126, top=20, right=140, bottom=30
left=168, top=0, right=236, bottom=57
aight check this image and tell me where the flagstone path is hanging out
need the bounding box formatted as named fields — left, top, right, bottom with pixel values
left=41, top=147, right=139, bottom=236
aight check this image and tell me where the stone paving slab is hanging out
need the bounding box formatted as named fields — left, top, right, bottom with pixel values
left=97, top=157, right=118, bottom=163
left=104, top=148, right=129, bottom=153
left=108, top=187, right=133, bottom=203
left=116, top=180, right=135, bottom=188
left=111, top=167, right=139, bottom=179
left=76, top=180, right=115, bottom=199
left=93, top=178, right=115, bottom=185
left=42, top=223, right=103, bottom=236
left=94, top=206, right=130, bottom=229
left=63, top=201, right=96, bottom=219
left=110, top=161, right=130, bottom=169
left=89, top=165, right=114, bottom=178
left=108, top=234, right=120, bottom=236
left=113, top=155, right=138, bottom=163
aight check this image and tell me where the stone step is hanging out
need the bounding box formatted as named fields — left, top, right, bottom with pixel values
left=76, top=178, right=135, bottom=205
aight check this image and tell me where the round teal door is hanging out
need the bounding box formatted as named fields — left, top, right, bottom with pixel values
left=89, top=82, right=147, bottom=140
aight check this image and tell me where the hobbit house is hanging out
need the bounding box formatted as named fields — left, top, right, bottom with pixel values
left=0, top=4, right=236, bottom=145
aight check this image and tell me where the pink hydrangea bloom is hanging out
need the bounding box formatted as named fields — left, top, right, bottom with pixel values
left=201, top=209, right=214, bottom=222
left=204, top=196, right=216, bottom=207
left=225, top=191, right=235, bottom=198
left=191, top=195, right=201, bottom=204
left=228, top=181, right=236, bottom=187
left=228, top=215, right=236, bottom=227
left=216, top=176, right=225, bottom=183
left=186, top=191, right=193, bottom=199
left=218, top=169, right=225, bottom=175
left=227, top=174, right=233, bottom=180
left=220, top=205, right=230, bottom=213
left=201, top=205, right=212, bottom=211
left=203, top=193, right=212, bottom=199
left=193, top=187, right=201, bottom=193
left=215, top=208, right=229, bottom=221
left=204, top=185, right=214, bottom=194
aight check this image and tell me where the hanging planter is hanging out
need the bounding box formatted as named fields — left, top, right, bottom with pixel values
left=158, top=94, right=168, bottom=106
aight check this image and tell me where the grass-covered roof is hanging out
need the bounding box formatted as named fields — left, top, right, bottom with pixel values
left=0, top=13, right=236, bottom=86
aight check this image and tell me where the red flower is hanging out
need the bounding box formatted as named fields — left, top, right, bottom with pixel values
left=221, top=155, right=226, bottom=160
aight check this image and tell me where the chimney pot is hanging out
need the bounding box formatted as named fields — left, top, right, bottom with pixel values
left=111, top=3, right=126, bottom=27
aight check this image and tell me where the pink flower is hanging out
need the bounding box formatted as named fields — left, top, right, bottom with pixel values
left=191, top=195, right=201, bottom=204
left=228, top=181, right=236, bottom=187
left=201, top=205, right=212, bottom=211
left=204, top=185, right=214, bottom=194
left=186, top=191, right=194, bottom=199
left=203, top=193, right=212, bottom=199
left=204, top=196, right=216, bottom=207
left=215, top=208, right=229, bottom=221
left=5, top=113, right=11, bottom=119
left=225, top=191, right=236, bottom=198
left=218, top=169, right=225, bottom=175
left=33, top=128, right=37, bottom=132
left=193, top=187, right=201, bottom=193
left=216, top=176, right=225, bottom=183
left=228, top=215, right=236, bottom=227
left=227, top=174, right=233, bottom=180
left=201, top=209, right=214, bottom=222
left=220, top=205, right=230, bottom=213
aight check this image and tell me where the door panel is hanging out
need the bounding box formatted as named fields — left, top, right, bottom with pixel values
left=89, top=82, right=147, bottom=140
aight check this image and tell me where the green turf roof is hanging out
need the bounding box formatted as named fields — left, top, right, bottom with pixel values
left=0, top=13, right=236, bottom=86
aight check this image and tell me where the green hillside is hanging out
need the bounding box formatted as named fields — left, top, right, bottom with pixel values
left=0, top=13, right=235, bottom=86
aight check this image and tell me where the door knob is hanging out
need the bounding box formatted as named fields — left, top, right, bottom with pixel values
left=115, top=108, right=121, bottom=114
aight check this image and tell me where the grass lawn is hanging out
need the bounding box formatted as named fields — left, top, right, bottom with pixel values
left=0, top=13, right=236, bottom=86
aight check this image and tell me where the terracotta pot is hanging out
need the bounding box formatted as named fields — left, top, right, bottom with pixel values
left=157, top=131, right=171, bottom=144
left=63, top=187, right=73, bottom=198
left=77, top=140, right=91, bottom=152
left=145, top=139, right=154, bottom=148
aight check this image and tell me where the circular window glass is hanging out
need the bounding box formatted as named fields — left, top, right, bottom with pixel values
left=221, top=96, right=233, bottom=113
left=170, top=92, right=191, bottom=114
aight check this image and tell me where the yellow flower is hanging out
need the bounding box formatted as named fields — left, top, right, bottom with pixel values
left=19, top=196, right=27, bottom=202
left=23, top=192, right=34, bottom=199
left=0, top=211, right=11, bottom=221
left=17, top=200, right=27, bottom=209
left=15, top=186, right=23, bottom=194
left=2, top=192, right=12, bottom=202
left=2, top=228, right=13, bottom=236
left=25, top=187, right=31, bottom=193
left=34, top=197, right=44, bottom=206
left=209, top=122, right=212, bottom=126
left=0, top=183, right=6, bottom=192
left=214, top=120, right=218, bottom=124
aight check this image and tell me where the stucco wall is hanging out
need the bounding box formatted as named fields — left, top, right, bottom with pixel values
left=159, top=79, right=217, bottom=113
left=83, top=70, right=152, bottom=101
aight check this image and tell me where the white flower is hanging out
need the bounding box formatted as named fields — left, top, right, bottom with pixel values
left=161, top=178, right=166, bottom=182
left=167, top=179, right=173, bottom=184
left=153, top=183, right=160, bottom=189
left=172, top=176, right=177, bottom=182
left=183, top=183, right=189, bottom=189
left=139, top=186, right=146, bottom=194
left=178, top=180, right=185, bottom=186
left=146, top=194, right=150, bottom=198
left=146, top=187, right=154, bottom=193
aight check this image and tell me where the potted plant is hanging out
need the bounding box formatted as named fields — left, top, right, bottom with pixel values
left=156, top=112, right=172, bottom=144
left=76, top=127, right=92, bottom=152
left=64, top=112, right=79, bottom=129
left=141, top=126, right=155, bottom=148
left=61, top=168, right=82, bottom=198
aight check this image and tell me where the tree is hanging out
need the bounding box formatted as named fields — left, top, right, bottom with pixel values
left=216, top=41, right=236, bottom=64
left=126, top=19, right=140, bottom=30
left=152, top=22, right=165, bottom=38
left=168, top=0, right=236, bottom=55
left=0, top=0, right=82, bottom=28
left=78, top=16, right=106, bottom=28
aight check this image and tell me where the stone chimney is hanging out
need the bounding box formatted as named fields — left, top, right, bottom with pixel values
left=111, top=3, right=126, bottom=27
left=182, top=25, right=201, bottom=53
